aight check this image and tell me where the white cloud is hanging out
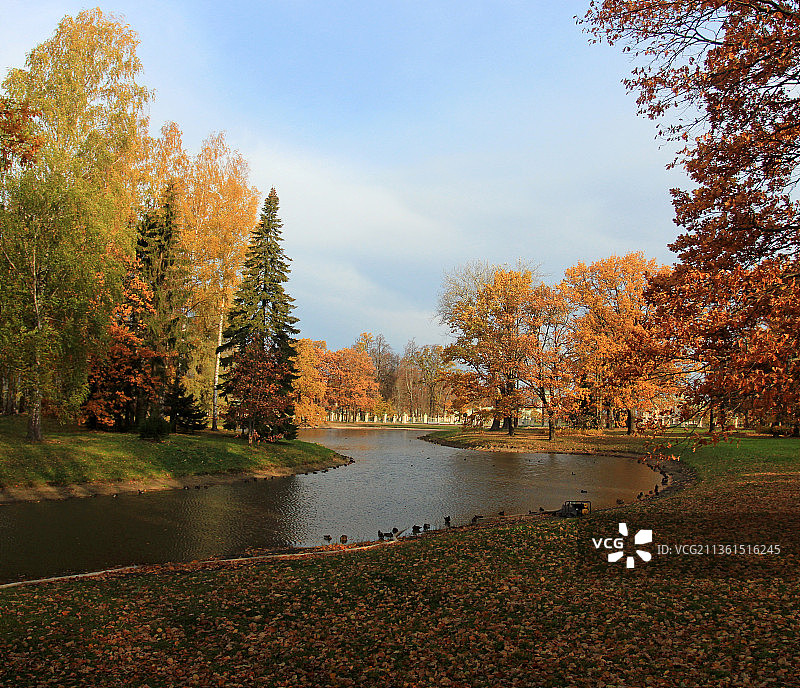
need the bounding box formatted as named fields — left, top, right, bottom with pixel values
left=246, top=139, right=460, bottom=263
left=289, top=257, right=448, bottom=350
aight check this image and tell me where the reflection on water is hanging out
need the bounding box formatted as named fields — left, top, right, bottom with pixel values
left=0, top=429, right=659, bottom=583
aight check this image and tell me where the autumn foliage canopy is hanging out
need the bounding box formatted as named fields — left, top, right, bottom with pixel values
left=583, top=0, right=800, bottom=432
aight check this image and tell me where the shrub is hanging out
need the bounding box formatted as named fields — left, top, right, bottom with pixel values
left=139, top=413, right=170, bottom=441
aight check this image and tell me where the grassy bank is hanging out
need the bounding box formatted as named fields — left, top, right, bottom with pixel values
left=1, top=433, right=798, bottom=686
left=0, top=415, right=341, bottom=490
left=425, top=426, right=650, bottom=455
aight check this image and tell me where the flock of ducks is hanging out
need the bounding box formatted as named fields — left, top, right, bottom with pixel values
left=319, top=459, right=673, bottom=546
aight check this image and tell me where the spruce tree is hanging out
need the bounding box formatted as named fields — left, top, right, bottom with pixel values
left=135, top=182, right=191, bottom=425
left=220, top=188, right=299, bottom=440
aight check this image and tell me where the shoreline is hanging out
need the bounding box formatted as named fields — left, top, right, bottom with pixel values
left=419, top=429, right=697, bottom=503
left=0, top=452, right=352, bottom=505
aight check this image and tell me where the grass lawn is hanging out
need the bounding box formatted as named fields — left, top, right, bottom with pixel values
left=0, top=431, right=798, bottom=686
left=426, top=426, right=651, bottom=455
left=0, top=415, right=340, bottom=489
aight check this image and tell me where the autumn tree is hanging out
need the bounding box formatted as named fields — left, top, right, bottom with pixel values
left=3, top=8, right=150, bottom=238
left=414, top=345, right=453, bottom=418
left=0, top=9, right=149, bottom=440
left=583, top=1, right=800, bottom=432
left=0, top=98, right=40, bottom=415
left=320, top=344, right=379, bottom=422
left=220, top=189, right=298, bottom=440
left=563, top=252, right=677, bottom=434
left=292, top=339, right=328, bottom=426
left=396, top=340, right=422, bottom=420
left=185, top=132, right=259, bottom=428
left=368, top=333, right=400, bottom=409
left=82, top=259, right=159, bottom=431
left=524, top=284, right=577, bottom=440
left=442, top=269, right=543, bottom=436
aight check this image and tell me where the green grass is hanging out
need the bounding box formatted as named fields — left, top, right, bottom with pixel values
left=0, top=415, right=339, bottom=488
left=672, top=433, right=800, bottom=480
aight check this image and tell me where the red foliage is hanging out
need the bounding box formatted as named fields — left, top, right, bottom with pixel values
left=223, top=343, right=293, bottom=441
left=82, top=262, right=159, bottom=430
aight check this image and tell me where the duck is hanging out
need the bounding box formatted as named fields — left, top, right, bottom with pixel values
left=423, top=523, right=430, bottom=531
left=323, top=535, right=333, bottom=542
left=340, top=535, right=348, bottom=544
left=412, top=525, right=422, bottom=534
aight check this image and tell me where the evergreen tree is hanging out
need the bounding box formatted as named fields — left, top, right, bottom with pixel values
left=220, top=188, right=299, bottom=440
left=134, top=182, right=191, bottom=423
left=164, top=381, right=207, bottom=433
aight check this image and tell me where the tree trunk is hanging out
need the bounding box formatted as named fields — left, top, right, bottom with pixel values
left=504, top=416, right=514, bottom=436
left=1, top=372, right=15, bottom=415
left=709, top=404, right=715, bottom=433
left=626, top=408, right=634, bottom=435
left=547, top=414, right=554, bottom=441
left=212, top=300, right=225, bottom=431
left=489, top=416, right=501, bottom=431
left=27, top=377, right=42, bottom=442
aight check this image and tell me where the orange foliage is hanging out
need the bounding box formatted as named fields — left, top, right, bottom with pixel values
left=292, top=339, right=328, bottom=426
left=583, top=1, right=800, bottom=430
left=443, top=269, right=576, bottom=437
left=319, top=343, right=380, bottom=421
left=82, top=260, right=159, bottom=430
left=563, top=252, right=678, bottom=431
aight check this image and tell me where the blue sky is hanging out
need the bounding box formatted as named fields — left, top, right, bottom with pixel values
left=1, top=1, right=686, bottom=352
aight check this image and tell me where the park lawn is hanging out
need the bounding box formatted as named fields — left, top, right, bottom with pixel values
left=0, top=415, right=339, bottom=488
left=426, top=425, right=653, bottom=455
left=0, top=434, right=798, bottom=686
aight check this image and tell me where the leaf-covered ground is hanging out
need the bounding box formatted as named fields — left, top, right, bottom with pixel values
left=1, top=436, right=798, bottom=687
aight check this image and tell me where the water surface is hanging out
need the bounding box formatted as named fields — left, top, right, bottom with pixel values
left=0, top=428, right=658, bottom=583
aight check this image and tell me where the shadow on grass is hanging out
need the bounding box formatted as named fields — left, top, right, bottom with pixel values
left=0, top=415, right=335, bottom=487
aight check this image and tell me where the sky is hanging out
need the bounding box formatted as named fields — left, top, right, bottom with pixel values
left=1, top=1, right=687, bottom=352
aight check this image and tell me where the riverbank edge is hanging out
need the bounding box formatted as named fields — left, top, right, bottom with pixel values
left=0, top=450, right=353, bottom=505
left=419, top=429, right=697, bottom=504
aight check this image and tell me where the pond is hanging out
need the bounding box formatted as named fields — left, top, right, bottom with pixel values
left=0, top=428, right=660, bottom=583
